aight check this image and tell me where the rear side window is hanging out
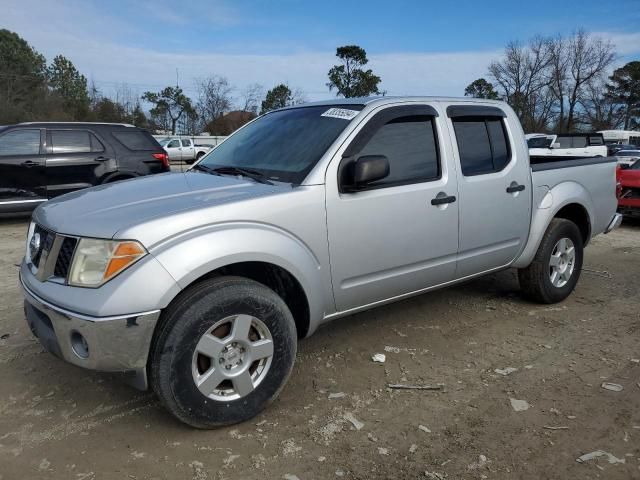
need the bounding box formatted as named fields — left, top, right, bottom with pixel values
left=589, top=136, right=604, bottom=146
left=452, top=117, right=511, bottom=176
left=557, top=136, right=572, bottom=148
left=572, top=136, right=587, bottom=148
left=0, top=129, right=40, bottom=155
left=357, top=116, right=440, bottom=187
left=50, top=130, right=103, bottom=154
left=112, top=130, right=158, bottom=150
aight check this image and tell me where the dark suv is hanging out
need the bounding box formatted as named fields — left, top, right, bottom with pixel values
left=0, top=122, right=170, bottom=214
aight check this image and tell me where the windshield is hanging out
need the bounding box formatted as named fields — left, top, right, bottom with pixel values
left=196, top=105, right=363, bottom=184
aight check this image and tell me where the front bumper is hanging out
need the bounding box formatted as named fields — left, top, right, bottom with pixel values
left=21, top=277, right=160, bottom=390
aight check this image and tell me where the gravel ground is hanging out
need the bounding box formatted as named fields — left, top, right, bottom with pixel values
left=0, top=217, right=639, bottom=480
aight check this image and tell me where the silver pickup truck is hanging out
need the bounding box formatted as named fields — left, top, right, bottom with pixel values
left=20, top=97, right=621, bottom=428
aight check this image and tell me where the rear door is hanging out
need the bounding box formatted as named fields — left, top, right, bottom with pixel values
left=326, top=104, right=459, bottom=311
left=0, top=128, right=46, bottom=208
left=46, top=129, right=110, bottom=197
left=447, top=105, right=531, bottom=278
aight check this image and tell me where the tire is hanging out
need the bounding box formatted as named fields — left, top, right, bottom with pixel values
left=518, top=218, right=584, bottom=304
left=149, top=276, right=297, bottom=428
left=196, top=151, right=205, bottom=160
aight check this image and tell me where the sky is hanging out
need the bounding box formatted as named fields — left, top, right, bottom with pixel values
left=4, top=0, right=640, bottom=105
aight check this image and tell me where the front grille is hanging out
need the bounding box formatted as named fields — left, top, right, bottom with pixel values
left=54, top=237, right=78, bottom=278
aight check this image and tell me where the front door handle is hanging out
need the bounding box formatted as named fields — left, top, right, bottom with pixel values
left=431, top=194, right=457, bottom=206
left=506, top=183, right=525, bottom=193
left=94, top=156, right=110, bottom=162
left=21, top=160, right=38, bottom=168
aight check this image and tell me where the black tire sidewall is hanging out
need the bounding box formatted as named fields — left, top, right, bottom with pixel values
left=152, top=278, right=297, bottom=428
left=539, top=221, right=583, bottom=302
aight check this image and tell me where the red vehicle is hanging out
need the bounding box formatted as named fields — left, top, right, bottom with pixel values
left=617, top=161, right=640, bottom=217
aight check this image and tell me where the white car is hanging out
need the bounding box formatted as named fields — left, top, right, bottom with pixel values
left=527, top=133, right=607, bottom=159
left=615, top=150, right=640, bottom=167
left=160, top=137, right=212, bottom=164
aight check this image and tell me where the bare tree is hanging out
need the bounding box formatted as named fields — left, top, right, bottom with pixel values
left=196, top=75, right=233, bottom=128
left=489, top=37, right=553, bottom=132
left=239, top=83, right=263, bottom=114
left=564, top=30, right=616, bottom=131
left=579, top=77, right=625, bottom=130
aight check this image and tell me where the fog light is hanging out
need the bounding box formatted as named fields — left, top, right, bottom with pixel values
left=71, top=331, right=89, bottom=359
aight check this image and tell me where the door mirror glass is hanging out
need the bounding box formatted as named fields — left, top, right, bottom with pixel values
left=341, top=155, right=390, bottom=192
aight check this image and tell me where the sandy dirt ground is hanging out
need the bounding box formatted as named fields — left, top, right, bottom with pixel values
left=1, top=217, right=639, bottom=480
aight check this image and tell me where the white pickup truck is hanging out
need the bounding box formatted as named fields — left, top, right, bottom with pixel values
left=526, top=133, right=607, bottom=159
left=21, top=97, right=621, bottom=428
left=159, top=137, right=212, bottom=164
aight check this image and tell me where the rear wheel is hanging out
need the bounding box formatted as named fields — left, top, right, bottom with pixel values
left=518, top=218, right=584, bottom=303
left=149, top=276, right=297, bottom=428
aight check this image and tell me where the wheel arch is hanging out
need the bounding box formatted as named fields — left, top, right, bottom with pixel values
left=513, top=182, right=594, bottom=268
left=150, top=224, right=332, bottom=338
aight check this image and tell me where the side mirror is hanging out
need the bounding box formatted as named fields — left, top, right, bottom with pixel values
left=550, top=142, right=561, bottom=149
left=340, top=155, right=390, bottom=192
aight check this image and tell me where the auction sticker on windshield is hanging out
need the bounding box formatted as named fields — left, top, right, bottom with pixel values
left=321, top=108, right=360, bottom=120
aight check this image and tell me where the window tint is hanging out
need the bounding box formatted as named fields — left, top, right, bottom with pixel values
left=572, top=136, right=587, bottom=148
left=112, top=131, right=158, bottom=150
left=527, top=136, right=552, bottom=148
left=51, top=130, right=91, bottom=153
left=356, top=116, right=440, bottom=186
left=557, top=136, right=572, bottom=148
left=181, top=139, right=192, bottom=147
left=90, top=134, right=104, bottom=152
left=167, top=140, right=180, bottom=148
left=487, top=119, right=509, bottom=170
left=0, top=129, right=40, bottom=156
left=452, top=117, right=511, bottom=176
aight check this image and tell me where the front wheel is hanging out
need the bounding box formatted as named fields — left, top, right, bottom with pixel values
left=149, top=276, right=297, bottom=428
left=518, top=218, right=584, bottom=303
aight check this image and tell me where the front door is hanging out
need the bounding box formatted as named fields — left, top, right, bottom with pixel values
left=0, top=128, right=46, bottom=209
left=447, top=105, right=531, bottom=278
left=165, top=139, right=182, bottom=161
left=326, top=105, right=459, bottom=312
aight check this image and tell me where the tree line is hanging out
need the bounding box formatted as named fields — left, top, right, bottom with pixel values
left=1, top=26, right=637, bottom=136
left=464, top=31, right=639, bottom=133
left=0, top=29, right=381, bottom=135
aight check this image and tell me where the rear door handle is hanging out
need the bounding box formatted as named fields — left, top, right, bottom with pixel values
left=431, top=194, right=457, bottom=206
left=21, top=160, right=38, bottom=168
left=94, top=156, right=110, bottom=162
left=506, top=183, right=525, bottom=193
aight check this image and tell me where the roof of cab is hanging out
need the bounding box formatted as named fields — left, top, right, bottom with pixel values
left=281, top=95, right=508, bottom=110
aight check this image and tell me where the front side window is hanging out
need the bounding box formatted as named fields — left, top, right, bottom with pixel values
left=198, top=105, right=363, bottom=184
left=51, top=130, right=92, bottom=154
left=0, top=129, right=40, bottom=156
left=453, top=117, right=511, bottom=176
left=355, top=116, right=440, bottom=187
left=589, top=136, right=604, bottom=146
left=527, top=136, right=552, bottom=148
left=181, top=139, right=192, bottom=147
left=556, top=136, right=572, bottom=148
left=167, top=140, right=180, bottom=148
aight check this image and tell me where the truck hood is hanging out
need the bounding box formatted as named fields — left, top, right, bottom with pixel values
left=33, top=172, right=290, bottom=239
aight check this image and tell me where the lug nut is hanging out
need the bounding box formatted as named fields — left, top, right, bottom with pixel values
left=219, top=358, right=224, bottom=364
left=225, top=365, right=232, bottom=370
left=232, top=342, right=237, bottom=347
left=240, top=347, right=245, bottom=353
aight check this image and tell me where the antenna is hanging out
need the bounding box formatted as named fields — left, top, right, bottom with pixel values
left=176, top=68, right=179, bottom=88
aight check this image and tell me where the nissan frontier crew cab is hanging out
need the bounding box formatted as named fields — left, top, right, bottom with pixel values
left=20, top=97, right=622, bottom=428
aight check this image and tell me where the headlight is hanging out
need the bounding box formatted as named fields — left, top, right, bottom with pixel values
left=68, top=238, right=147, bottom=287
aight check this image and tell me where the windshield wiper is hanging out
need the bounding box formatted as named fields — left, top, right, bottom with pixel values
left=210, top=166, right=274, bottom=185
left=191, top=163, right=219, bottom=175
